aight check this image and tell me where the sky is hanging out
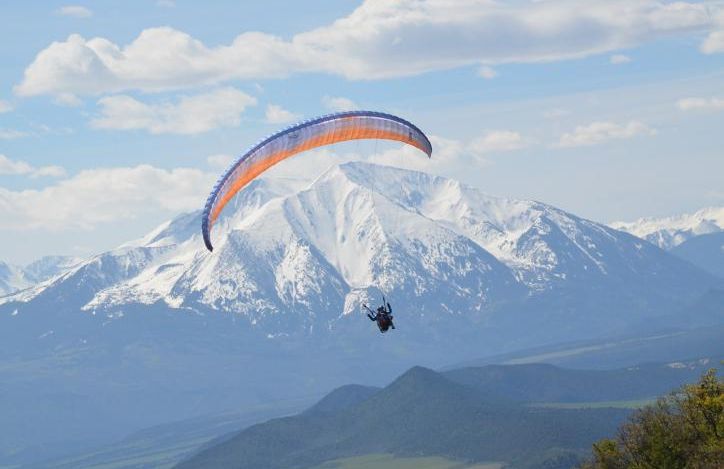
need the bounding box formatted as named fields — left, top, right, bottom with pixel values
left=1, top=0, right=723, bottom=264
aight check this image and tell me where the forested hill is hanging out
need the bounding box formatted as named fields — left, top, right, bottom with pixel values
left=177, top=359, right=720, bottom=469
left=176, top=366, right=628, bottom=469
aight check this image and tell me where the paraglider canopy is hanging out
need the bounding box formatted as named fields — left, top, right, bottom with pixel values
left=201, top=111, right=432, bottom=251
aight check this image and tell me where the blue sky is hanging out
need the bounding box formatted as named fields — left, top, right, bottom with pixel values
left=1, top=0, right=723, bottom=264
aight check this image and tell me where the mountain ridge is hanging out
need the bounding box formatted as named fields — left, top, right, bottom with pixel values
left=612, top=206, right=724, bottom=250
left=3, top=162, right=716, bottom=345
left=1, top=163, right=719, bottom=466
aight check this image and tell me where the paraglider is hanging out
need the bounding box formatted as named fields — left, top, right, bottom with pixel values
left=200, top=110, right=432, bottom=252
left=363, top=296, right=395, bottom=333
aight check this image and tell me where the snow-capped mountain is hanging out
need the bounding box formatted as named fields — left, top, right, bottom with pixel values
left=22, top=255, right=82, bottom=284
left=3, top=163, right=715, bottom=343
left=612, top=207, right=724, bottom=250
left=2, top=163, right=719, bottom=467
left=0, top=261, right=30, bottom=296
left=0, top=256, right=82, bottom=296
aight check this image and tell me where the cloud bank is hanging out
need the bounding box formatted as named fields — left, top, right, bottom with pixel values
left=677, top=96, right=724, bottom=111
left=16, top=0, right=715, bottom=97
left=90, top=88, right=257, bottom=134
left=0, top=165, right=213, bottom=230
left=57, top=5, right=93, bottom=18
left=265, top=104, right=301, bottom=124
left=558, top=121, right=656, bottom=147
left=0, top=154, right=66, bottom=178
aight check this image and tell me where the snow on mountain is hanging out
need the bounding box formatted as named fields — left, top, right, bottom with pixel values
left=336, top=164, right=646, bottom=291
left=22, top=255, right=83, bottom=284
left=82, top=164, right=523, bottom=331
left=2, top=163, right=720, bottom=469
left=2, top=163, right=716, bottom=341
left=0, top=262, right=30, bottom=296
left=0, top=256, right=83, bottom=297
left=611, top=207, right=724, bottom=250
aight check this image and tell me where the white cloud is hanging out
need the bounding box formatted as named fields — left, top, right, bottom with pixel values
left=0, top=100, right=13, bottom=113
left=677, top=96, right=724, bottom=111
left=701, top=10, right=724, bottom=54
left=207, top=154, right=234, bottom=170
left=558, top=120, right=656, bottom=147
left=16, top=1, right=715, bottom=96
left=0, top=165, right=213, bottom=230
left=0, top=155, right=33, bottom=175
left=0, top=154, right=66, bottom=178
left=31, top=166, right=68, bottom=178
left=57, top=5, right=93, bottom=18
left=0, top=129, right=29, bottom=140
left=468, top=130, right=526, bottom=156
left=91, top=88, right=257, bottom=134
left=157, top=0, right=175, bottom=7
left=264, top=104, right=301, bottom=124
left=701, top=30, right=724, bottom=53
left=477, top=65, right=497, bottom=79
left=322, top=95, right=358, bottom=112
left=610, top=54, right=632, bottom=64
left=53, top=93, right=83, bottom=107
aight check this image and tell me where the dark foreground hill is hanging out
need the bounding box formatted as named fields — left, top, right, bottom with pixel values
left=30, top=360, right=718, bottom=468
left=177, top=366, right=632, bottom=469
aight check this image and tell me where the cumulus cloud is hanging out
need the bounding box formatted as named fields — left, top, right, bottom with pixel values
left=16, top=0, right=715, bottom=96
left=90, top=88, right=257, bottom=134
left=207, top=154, right=234, bottom=169
left=701, top=30, right=724, bottom=53
left=468, top=130, right=526, bottom=156
left=57, top=5, right=92, bottom=18
left=610, top=54, right=632, bottom=64
left=0, top=155, right=33, bottom=175
left=0, top=154, right=66, bottom=178
left=0, top=129, right=29, bottom=140
left=264, top=104, right=301, bottom=124
left=558, top=120, right=656, bottom=147
left=701, top=9, right=724, bottom=54
left=677, top=96, right=724, bottom=111
left=322, top=95, right=358, bottom=112
left=0, top=100, right=13, bottom=113
left=53, top=93, right=83, bottom=107
left=0, top=165, right=213, bottom=230
left=477, top=65, right=497, bottom=79
left=31, top=166, right=67, bottom=178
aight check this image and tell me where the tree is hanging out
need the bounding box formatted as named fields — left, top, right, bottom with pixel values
left=581, top=368, right=723, bottom=469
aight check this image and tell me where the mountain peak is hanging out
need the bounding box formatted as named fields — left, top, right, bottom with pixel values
left=612, top=206, right=724, bottom=250
left=388, top=366, right=452, bottom=392
left=304, top=384, right=380, bottom=415
left=1, top=163, right=716, bottom=350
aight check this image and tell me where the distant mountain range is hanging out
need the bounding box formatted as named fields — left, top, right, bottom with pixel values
left=3, top=163, right=717, bottom=344
left=0, top=255, right=80, bottom=295
left=612, top=207, right=724, bottom=279
left=612, top=206, right=724, bottom=250
left=178, top=360, right=718, bottom=469
left=1, top=163, right=721, bottom=466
